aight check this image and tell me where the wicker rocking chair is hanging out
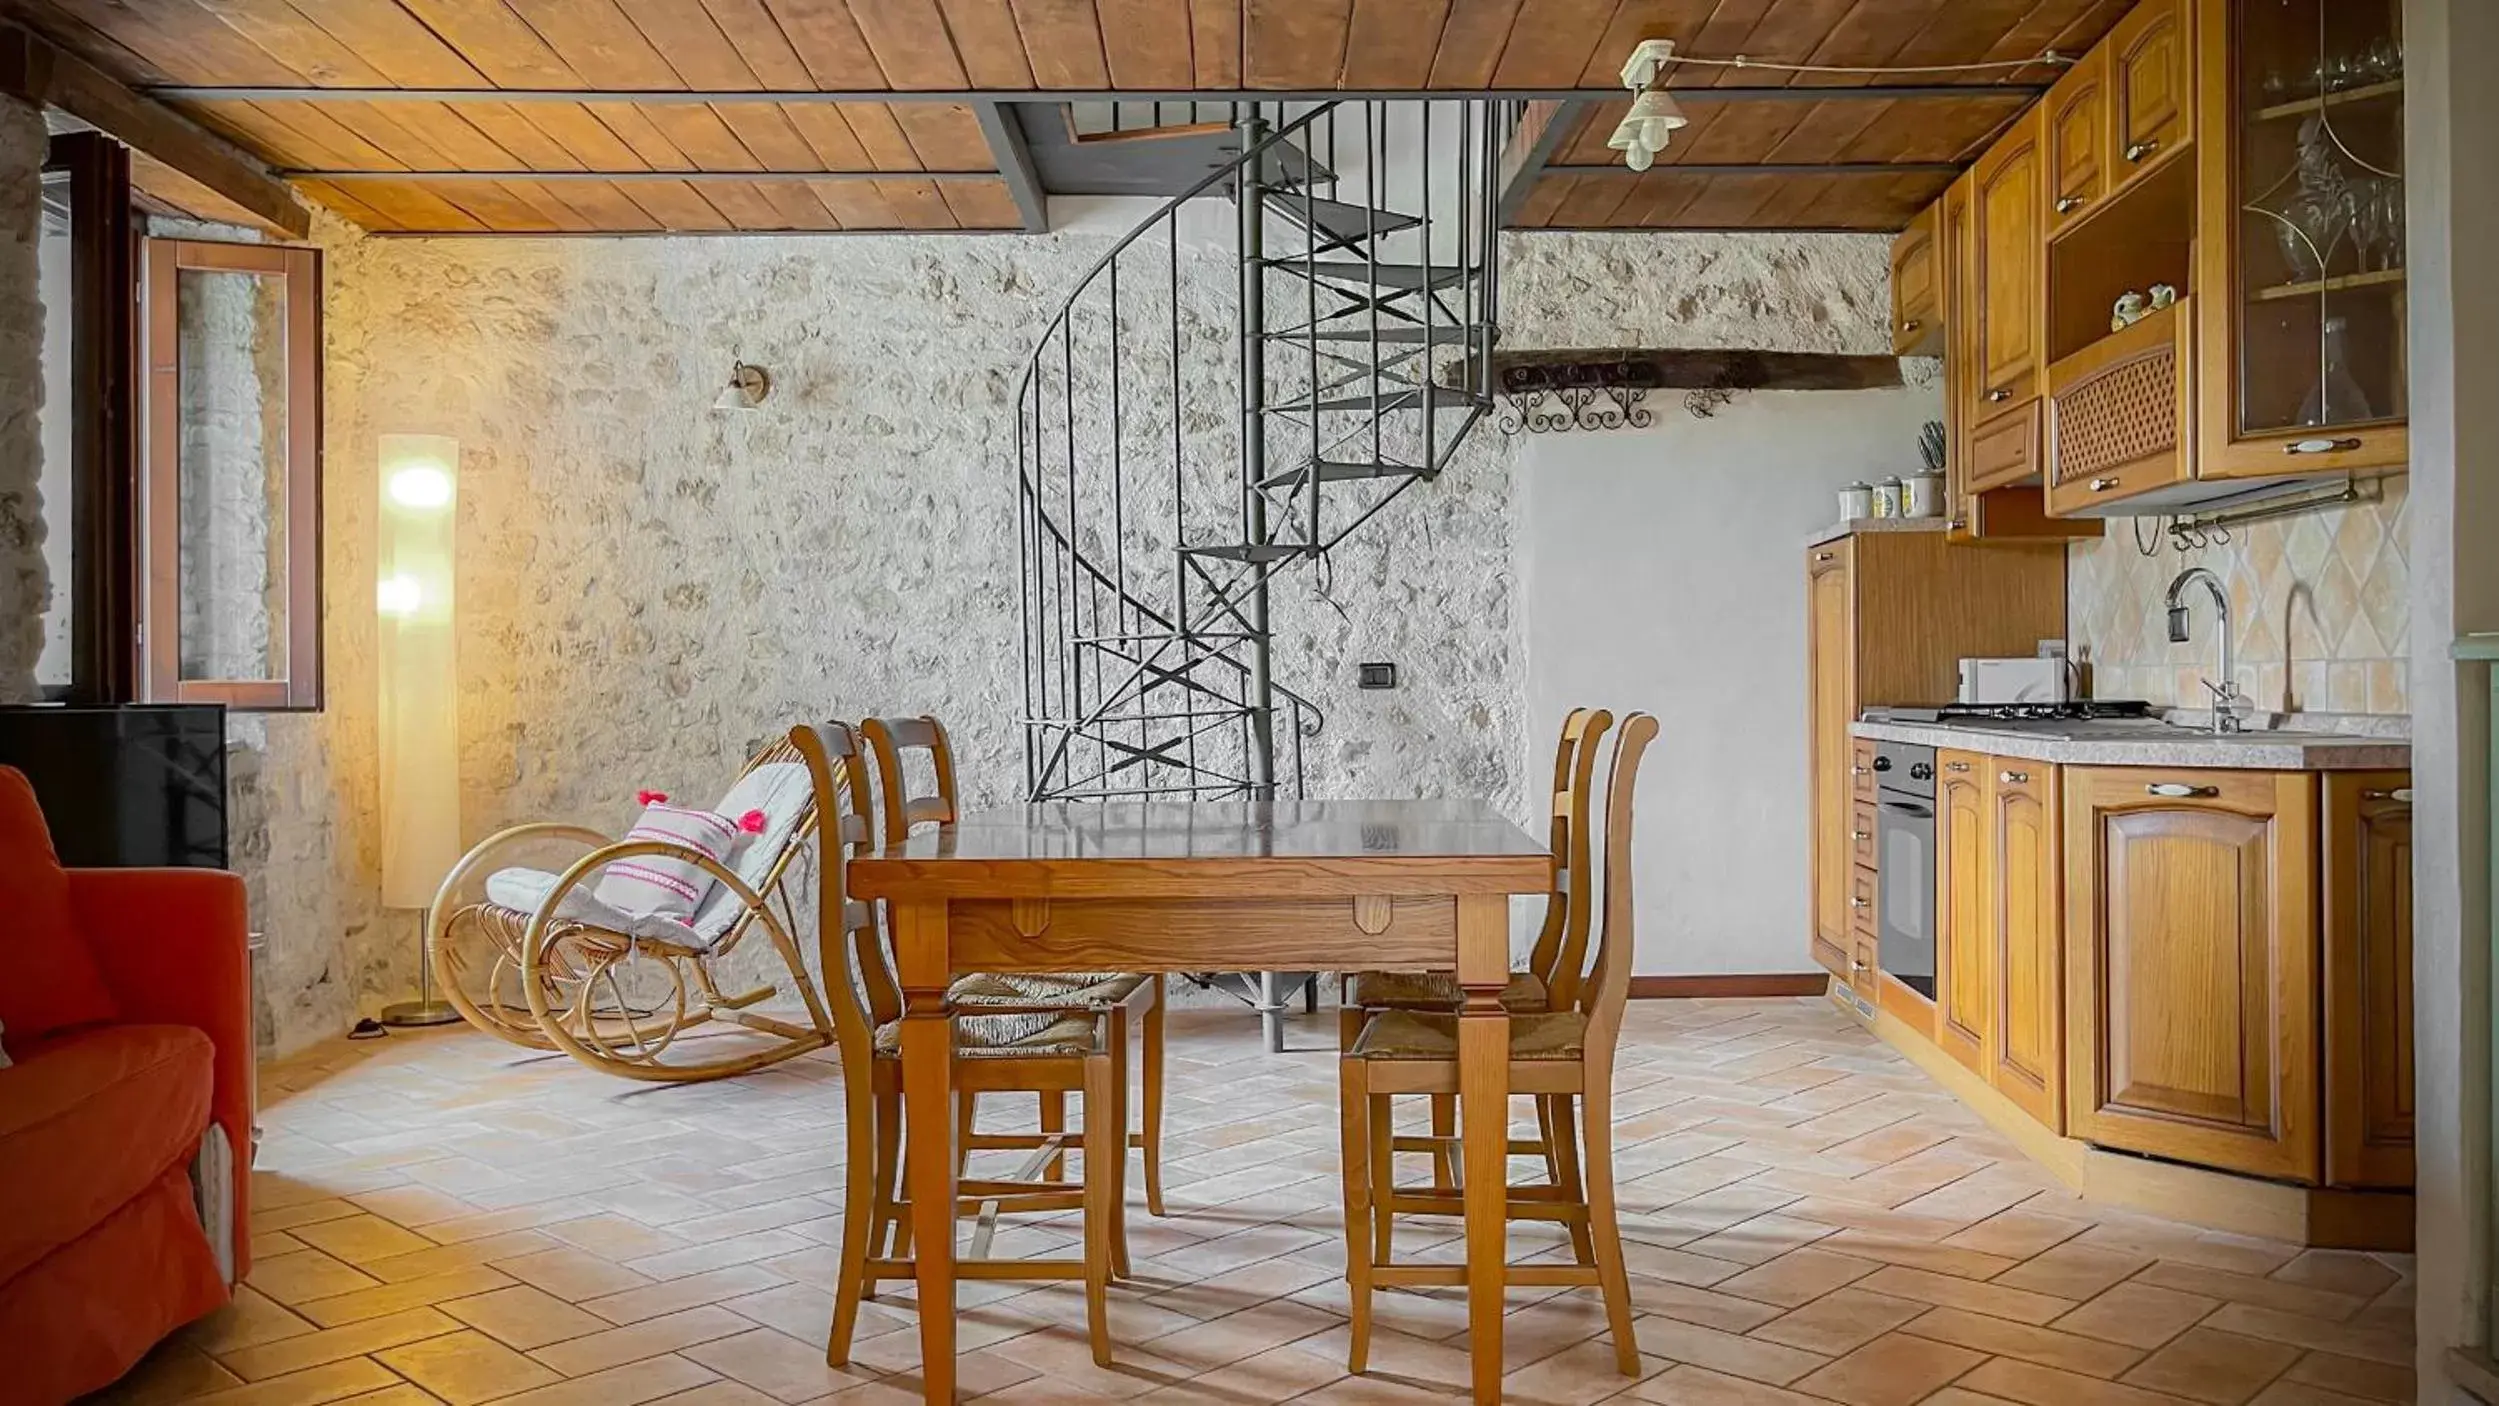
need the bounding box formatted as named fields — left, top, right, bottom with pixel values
left=424, top=733, right=837, bottom=1082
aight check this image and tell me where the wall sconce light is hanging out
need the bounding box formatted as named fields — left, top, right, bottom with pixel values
left=1611, top=40, right=1689, bottom=171
left=714, top=361, right=773, bottom=411
left=377, top=433, right=463, bottom=1028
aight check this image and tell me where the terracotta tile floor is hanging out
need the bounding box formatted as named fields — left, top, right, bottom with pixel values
left=97, top=999, right=2417, bottom=1405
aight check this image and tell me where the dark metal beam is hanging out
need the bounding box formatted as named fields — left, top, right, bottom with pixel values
left=1543, top=160, right=1964, bottom=176
left=1495, top=99, right=1579, bottom=227
left=972, top=101, right=1048, bottom=232
left=287, top=168, right=1001, bottom=182
left=141, top=83, right=2047, bottom=106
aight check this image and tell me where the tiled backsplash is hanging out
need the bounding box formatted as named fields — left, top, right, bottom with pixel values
left=2068, top=475, right=2409, bottom=716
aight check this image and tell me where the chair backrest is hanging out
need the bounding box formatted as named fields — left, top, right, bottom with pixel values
left=682, top=733, right=826, bottom=943
left=860, top=716, right=958, bottom=845
left=1524, top=708, right=1614, bottom=1010
left=788, top=721, right=895, bottom=1077
left=1577, top=712, right=1659, bottom=1066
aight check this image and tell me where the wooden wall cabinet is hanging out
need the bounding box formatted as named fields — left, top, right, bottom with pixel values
left=1936, top=751, right=1992, bottom=1076
left=2323, top=771, right=2414, bottom=1188
left=1991, top=762, right=2064, bottom=1130
left=1965, top=109, right=2044, bottom=495
left=2045, top=46, right=2109, bottom=232
left=2064, top=767, right=2318, bottom=1182
left=1892, top=205, right=1942, bottom=358
left=1803, top=534, right=2067, bottom=983
left=2109, top=0, right=2191, bottom=192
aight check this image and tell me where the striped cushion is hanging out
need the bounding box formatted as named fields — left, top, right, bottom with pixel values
left=594, top=803, right=740, bottom=921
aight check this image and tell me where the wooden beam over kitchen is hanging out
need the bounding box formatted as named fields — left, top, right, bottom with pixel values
left=0, top=25, right=308, bottom=239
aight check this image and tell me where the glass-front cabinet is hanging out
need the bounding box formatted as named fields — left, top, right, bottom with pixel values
left=2197, top=0, right=2409, bottom=478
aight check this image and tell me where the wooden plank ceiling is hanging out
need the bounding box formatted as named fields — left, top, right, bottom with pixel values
left=10, top=0, right=2135, bottom=235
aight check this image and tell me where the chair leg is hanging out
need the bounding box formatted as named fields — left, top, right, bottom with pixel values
left=955, top=1091, right=979, bottom=1178
left=1369, top=1094, right=1395, bottom=1263
left=1429, top=1093, right=1457, bottom=1191
left=871, top=1087, right=904, bottom=1274
left=1140, top=975, right=1166, bottom=1216
left=1108, top=1007, right=1133, bottom=1279
left=1535, top=1095, right=1562, bottom=1186
left=828, top=1092, right=878, bottom=1366
left=1039, top=1089, right=1066, bottom=1182
left=1579, top=1085, right=1640, bottom=1375
left=1338, top=1058, right=1375, bottom=1375
left=1546, top=1096, right=1595, bottom=1267
left=1082, top=1050, right=1117, bottom=1369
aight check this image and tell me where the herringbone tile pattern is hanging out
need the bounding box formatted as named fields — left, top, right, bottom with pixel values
left=94, top=1000, right=2416, bottom=1405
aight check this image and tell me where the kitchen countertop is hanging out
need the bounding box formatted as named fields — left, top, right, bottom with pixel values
left=1805, top=517, right=1950, bottom=549
left=1849, top=715, right=2411, bottom=770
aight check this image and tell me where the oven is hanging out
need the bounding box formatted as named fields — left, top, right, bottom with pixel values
left=1872, top=741, right=1936, bottom=1000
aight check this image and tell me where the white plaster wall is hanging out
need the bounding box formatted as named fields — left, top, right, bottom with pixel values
left=0, top=95, right=46, bottom=704
left=37, top=217, right=70, bottom=690
left=1521, top=386, right=1943, bottom=977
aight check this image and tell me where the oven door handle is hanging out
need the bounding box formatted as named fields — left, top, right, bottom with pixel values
left=1880, top=802, right=1934, bottom=820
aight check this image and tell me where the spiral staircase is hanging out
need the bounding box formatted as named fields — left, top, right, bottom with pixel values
left=1014, top=101, right=1515, bottom=809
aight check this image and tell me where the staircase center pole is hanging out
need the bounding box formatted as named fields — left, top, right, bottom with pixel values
left=1235, top=108, right=1277, bottom=804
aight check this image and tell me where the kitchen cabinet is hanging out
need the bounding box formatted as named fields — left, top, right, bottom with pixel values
left=1990, top=762, right=2063, bottom=1130
left=1891, top=205, right=1942, bottom=358
left=1966, top=109, right=2044, bottom=482
left=2323, top=771, right=2413, bottom=1187
left=2192, top=0, right=2409, bottom=479
left=1936, top=752, right=1991, bottom=1076
left=2064, top=767, right=2318, bottom=1181
left=1802, top=533, right=2066, bottom=984
left=1808, top=541, right=1855, bottom=980
left=2109, top=0, right=2191, bottom=193
left=2045, top=47, right=2109, bottom=232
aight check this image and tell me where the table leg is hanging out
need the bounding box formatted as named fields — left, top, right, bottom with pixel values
left=1454, top=893, right=1511, bottom=1405
left=894, top=899, right=957, bottom=1402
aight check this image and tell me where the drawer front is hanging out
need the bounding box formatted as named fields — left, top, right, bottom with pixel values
left=1969, top=399, right=2041, bottom=491
left=1850, top=865, right=1878, bottom=938
left=1851, top=800, right=1879, bottom=869
left=1851, top=739, right=1878, bottom=803
left=1853, top=931, right=1880, bottom=996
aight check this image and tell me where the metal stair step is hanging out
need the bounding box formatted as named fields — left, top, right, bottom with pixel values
left=1178, top=543, right=1312, bottom=564
left=1269, top=261, right=1469, bottom=291
left=1256, top=459, right=1436, bottom=489
left=1262, top=192, right=1422, bottom=242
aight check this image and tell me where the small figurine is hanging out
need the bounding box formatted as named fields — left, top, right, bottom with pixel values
left=2148, top=282, right=2178, bottom=311
left=2112, top=290, right=2150, bottom=331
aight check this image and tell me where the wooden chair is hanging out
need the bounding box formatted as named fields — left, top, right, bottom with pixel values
left=792, top=721, right=1131, bottom=1370
left=1336, top=712, right=1658, bottom=1378
left=424, top=733, right=833, bottom=1082
left=861, top=715, right=1170, bottom=1216
left=1339, top=708, right=1614, bottom=1193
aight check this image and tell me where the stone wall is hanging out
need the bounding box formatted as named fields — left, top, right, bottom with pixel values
left=0, top=96, right=46, bottom=703
left=2067, top=479, right=2411, bottom=715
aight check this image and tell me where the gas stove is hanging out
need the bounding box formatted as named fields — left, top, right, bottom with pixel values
left=1862, top=700, right=2155, bottom=725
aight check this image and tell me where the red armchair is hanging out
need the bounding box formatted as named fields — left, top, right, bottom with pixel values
left=0, top=765, right=251, bottom=1406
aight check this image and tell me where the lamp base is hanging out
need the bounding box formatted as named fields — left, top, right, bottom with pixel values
left=378, top=999, right=463, bottom=1028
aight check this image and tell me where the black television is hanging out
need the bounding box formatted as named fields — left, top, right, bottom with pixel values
left=0, top=704, right=228, bottom=868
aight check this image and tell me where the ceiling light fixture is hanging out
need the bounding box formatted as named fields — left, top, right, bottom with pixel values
left=1611, top=40, right=1689, bottom=172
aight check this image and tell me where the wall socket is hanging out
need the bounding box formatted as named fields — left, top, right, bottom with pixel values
left=1358, top=662, right=1397, bottom=690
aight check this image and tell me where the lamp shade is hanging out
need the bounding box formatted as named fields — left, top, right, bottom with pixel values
left=377, top=433, right=460, bottom=910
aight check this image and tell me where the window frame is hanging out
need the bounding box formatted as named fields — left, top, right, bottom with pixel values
left=138, top=237, right=324, bottom=711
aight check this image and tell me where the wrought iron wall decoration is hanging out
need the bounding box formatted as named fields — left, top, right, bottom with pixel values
left=1475, top=348, right=1907, bottom=436
left=1495, top=359, right=1659, bottom=434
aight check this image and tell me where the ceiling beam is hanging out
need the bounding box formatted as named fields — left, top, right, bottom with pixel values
left=0, top=26, right=307, bottom=239
left=1544, top=161, right=1963, bottom=176
left=290, top=169, right=1002, bottom=183
left=972, top=102, right=1047, bottom=233
left=1497, top=100, right=1579, bottom=227
left=140, top=84, right=2046, bottom=106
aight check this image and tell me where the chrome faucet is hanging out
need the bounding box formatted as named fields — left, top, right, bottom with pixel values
left=2165, top=567, right=2242, bottom=734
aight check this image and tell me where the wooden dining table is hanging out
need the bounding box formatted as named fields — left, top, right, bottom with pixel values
left=844, top=798, right=1552, bottom=1403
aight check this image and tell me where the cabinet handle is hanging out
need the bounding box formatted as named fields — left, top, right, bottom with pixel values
left=1814, top=550, right=1835, bottom=562
left=1986, top=386, right=2013, bottom=403
left=1851, top=828, right=1872, bottom=841
left=1900, top=318, right=1921, bottom=333
left=1946, top=516, right=1968, bottom=531
left=2361, top=787, right=2414, bottom=803
left=1945, top=760, right=1970, bottom=773
left=2090, top=476, right=2121, bottom=491
left=1999, top=769, right=2029, bottom=784
left=2124, top=138, right=2159, bottom=162
left=2146, top=782, right=2220, bottom=798
left=2286, top=436, right=2364, bottom=455
left=1851, top=764, right=1869, bottom=776
left=2055, top=195, right=2085, bottom=214
left=1850, top=897, right=1870, bottom=909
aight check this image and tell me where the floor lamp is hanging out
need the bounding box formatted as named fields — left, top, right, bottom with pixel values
left=377, top=434, right=464, bottom=1028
